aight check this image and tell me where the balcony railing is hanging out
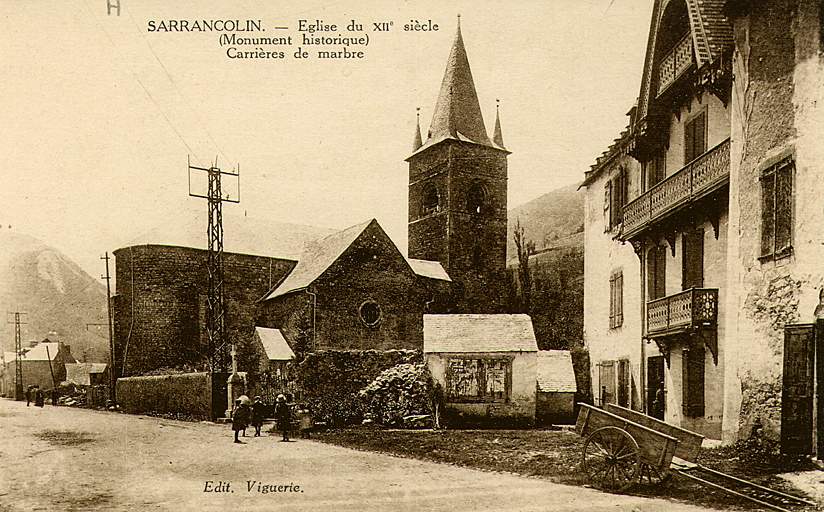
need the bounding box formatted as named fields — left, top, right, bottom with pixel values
left=658, top=33, right=694, bottom=95
left=622, top=138, right=730, bottom=239
left=647, top=288, right=718, bottom=336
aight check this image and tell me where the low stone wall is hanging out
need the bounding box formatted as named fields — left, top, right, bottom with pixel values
left=116, top=372, right=212, bottom=420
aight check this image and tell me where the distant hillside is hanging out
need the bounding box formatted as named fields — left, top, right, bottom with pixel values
left=507, top=183, right=584, bottom=264
left=0, top=232, right=109, bottom=362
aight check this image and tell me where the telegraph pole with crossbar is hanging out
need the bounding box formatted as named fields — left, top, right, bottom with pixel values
left=188, top=156, right=240, bottom=419
left=101, top=252, right=116, bottom=402
left=7, top=312, right=27, bottom=401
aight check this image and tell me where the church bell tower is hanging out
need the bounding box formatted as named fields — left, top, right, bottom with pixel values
left=406, top=17, right=509, bottom=313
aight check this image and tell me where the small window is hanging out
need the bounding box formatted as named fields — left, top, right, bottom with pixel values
left=358, top=300, right=382, bottom=328
left=609, top=271, right=624, bottom=329
left=760, top=158, right=794, bottom=261
left=467, top=182, right=488, bottom=215
left=421, top=184, right=439, bottom=215
left=684, top=111, right=707, bottom=164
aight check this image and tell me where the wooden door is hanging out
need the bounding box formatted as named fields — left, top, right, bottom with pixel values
left=781, top=324, right=815, bottom=455
left=647, top=356, right=666, bottom=420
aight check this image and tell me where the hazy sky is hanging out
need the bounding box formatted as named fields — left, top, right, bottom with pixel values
left=0, top=0, right=651, bottom=279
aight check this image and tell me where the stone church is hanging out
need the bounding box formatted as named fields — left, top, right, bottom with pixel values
left=111, top=20, right=509, bottom=378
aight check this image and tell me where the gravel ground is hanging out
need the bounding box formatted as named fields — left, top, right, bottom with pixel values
left=0, top=399, right=729, bottom=512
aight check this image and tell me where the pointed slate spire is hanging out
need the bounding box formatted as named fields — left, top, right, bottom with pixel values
left=413, top=108, right=423, bottom=151
left=427, top=15, right=491, bottom=146
left=493, top=99, right=505, bottom=148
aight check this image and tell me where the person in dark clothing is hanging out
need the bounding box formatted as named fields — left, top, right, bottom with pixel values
left=274, top=394, right=291, bottom=442
left=34, top=388, right=45, bottom=407
left=231, top=399, right=251, bottom=444
left=250, top=396, right=265, bottom=437
left=25, top=386, right=32, bottom=406
left=51, top=389, right=59, bottom=406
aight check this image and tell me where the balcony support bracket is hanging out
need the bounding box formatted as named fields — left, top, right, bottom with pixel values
left=649, top=337, right=672, bottom=368
left=694, top=328, right=719, bottom=365
left=710, top=213, right=720, bottom=240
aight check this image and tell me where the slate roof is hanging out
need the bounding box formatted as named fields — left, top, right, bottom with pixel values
left=255, top=327, right=295, bottom=361
left=263, top=219, right=376, bottom=300
left=407, top=259, right=451, bottom=282
left=21, top=342, right=62, bottom=361
left=536, top=350, right=577, bottom=393
left=409, top=19, right=507, bottom=158
left=423, top=314, right=538, bottom=353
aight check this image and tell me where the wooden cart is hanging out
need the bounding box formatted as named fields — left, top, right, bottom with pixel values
left=575, top=403, right=817, bottom=511
left=575, top=403, right=681, bottom=491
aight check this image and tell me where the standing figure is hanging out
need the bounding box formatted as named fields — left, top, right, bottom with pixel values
left=231, top=399, right=250, bottom=444
left=274, top=394, right=291, bottom=442
left=250, top=396, right=265, bottom=437
left=34, top=387, right=45, bottom=407
left=25, top=385, right=32, bottom=407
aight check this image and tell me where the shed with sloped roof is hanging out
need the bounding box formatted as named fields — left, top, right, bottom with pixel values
left=423, top=314, right=538, bottom=427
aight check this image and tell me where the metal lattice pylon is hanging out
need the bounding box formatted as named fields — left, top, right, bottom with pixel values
left=188, top=158, right=239, bottom=374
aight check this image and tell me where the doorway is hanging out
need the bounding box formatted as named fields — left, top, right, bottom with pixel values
left=647, top=355, right=666, bottom=420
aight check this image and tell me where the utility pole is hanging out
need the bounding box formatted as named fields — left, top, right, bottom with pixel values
left=7, top=312, right=27, bottom=401
left=188, top=156, right=240, bottom=419
left=101, top=252, right=116, bottom=402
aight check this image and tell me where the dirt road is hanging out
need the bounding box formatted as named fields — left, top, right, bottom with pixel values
left=0, top=399, right=724, bottom=511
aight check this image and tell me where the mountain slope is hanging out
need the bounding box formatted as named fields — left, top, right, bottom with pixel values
left=0, top=232, right=109, bottom=361
left=507, top=183, right=584, bottom=263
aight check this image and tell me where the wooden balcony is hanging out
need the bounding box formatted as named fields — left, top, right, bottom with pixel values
left=621, top=138, right=730, bottom=240
left=646, top=288, right=718, bottom=337
left=657, top=33, right=694, bottom=96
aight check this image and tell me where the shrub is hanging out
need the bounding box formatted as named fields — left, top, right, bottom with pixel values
left=292, top=350, right=421, bottom=426
left=116, top=372, right=212, bottom=420
left=359, top=363, right=432, bottom=426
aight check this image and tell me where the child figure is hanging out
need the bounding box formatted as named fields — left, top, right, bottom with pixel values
left=231, top=398, right=250, bottom=444
left=250, top=396, right=265, bottom=437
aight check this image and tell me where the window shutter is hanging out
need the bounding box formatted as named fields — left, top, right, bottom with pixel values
left=682, top=229, right=704, bottom=290
left=604, top=181, right=612, bottom=231
left=654, top=246, right=667, bottom=300
left=685, top=117, right=696, bottom=163
left=761, top=174, right=776, bottom=257
left=695, top=111, right=707, bottom=158
left=616, top=272, right=623, bottom=326
left=775, top=163, right=793, bottom=252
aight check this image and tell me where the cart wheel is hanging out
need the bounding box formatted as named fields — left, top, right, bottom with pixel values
left=582, top=426, right=641, bottom=492
left=639, top=462, right=672, bottom=487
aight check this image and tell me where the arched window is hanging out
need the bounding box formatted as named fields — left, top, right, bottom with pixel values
left=422, top=184, right=439, bottom=215
left=467, top=181, right=488, bottom=215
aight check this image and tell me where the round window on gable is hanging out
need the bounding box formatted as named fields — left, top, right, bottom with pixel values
left=359, top=300, right=382, bottom=328
left=467, top=181, right=488, bottom=215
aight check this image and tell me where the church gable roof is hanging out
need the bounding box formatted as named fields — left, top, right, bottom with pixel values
left=262, top=219, right=414, bottom=300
